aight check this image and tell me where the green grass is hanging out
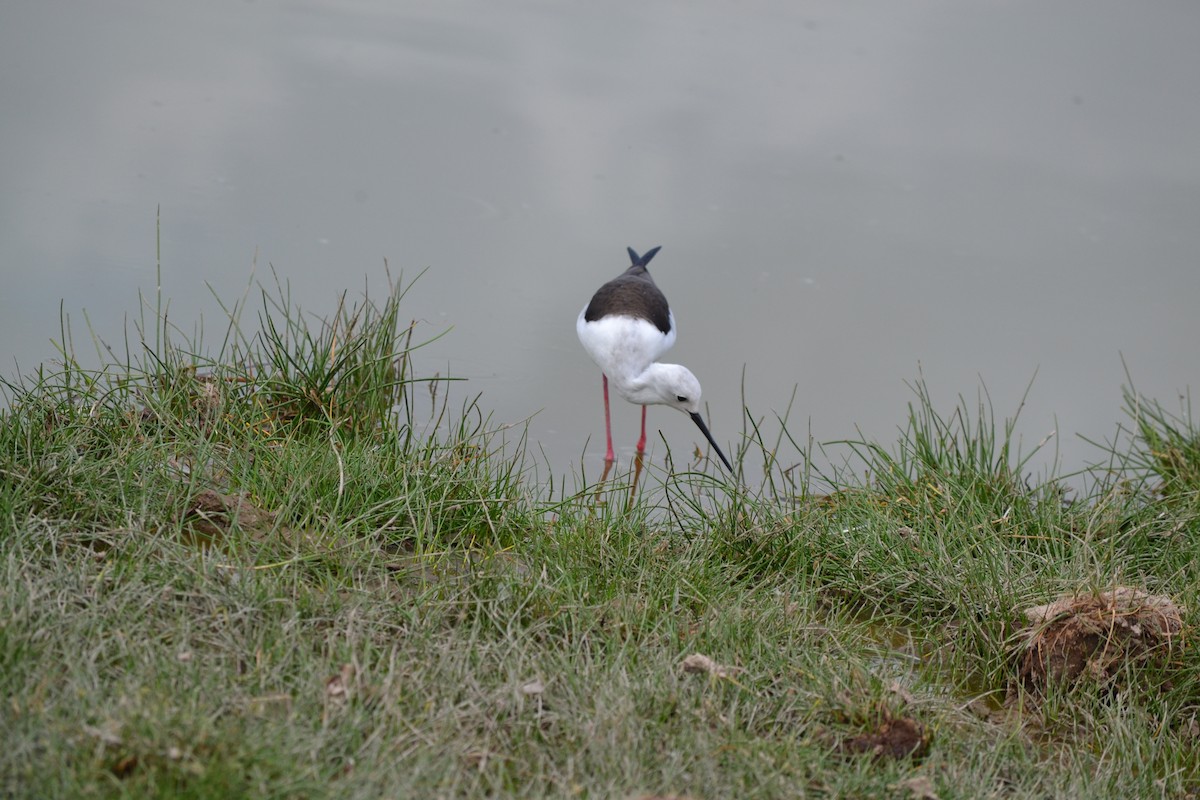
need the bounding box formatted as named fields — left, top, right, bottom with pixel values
left=1, top=274, right=1198, bottom=799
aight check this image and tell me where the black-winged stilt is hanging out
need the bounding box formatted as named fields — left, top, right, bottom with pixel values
left=576, top=246, right=734, bottom=472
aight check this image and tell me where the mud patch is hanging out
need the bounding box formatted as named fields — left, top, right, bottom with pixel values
left=840, top=714, right=930, bottom=762
left=183, top=489, right=278, bottom=542
left=1015, top=586, right=1185, bottom=695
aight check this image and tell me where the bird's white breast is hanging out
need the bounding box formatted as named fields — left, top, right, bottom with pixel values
left=576, top=310, right=677, bottom=396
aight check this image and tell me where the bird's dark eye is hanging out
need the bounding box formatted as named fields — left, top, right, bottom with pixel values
left=676, top=395, right=688, bottom=403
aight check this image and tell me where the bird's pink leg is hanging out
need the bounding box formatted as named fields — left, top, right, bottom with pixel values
left=627, top=450, right=644, bottom=511
left=636, top=405, right=648, bottom=456
left=603, top=374, right=615, bottom=463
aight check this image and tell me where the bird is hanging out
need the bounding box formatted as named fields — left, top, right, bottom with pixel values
left=576, top=245, right=733, bottom=472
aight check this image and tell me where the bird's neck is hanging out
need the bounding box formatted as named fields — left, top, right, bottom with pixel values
left=611, top=362, right=675, bottom=406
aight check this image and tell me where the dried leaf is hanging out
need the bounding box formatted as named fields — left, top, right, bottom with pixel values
left=82, top=722, right=123, bottom=747
left=325, top=663, right=356, bottom=702
left=887, top=680, right=915, bottom=705
left=891, top=774, right=939, bottom=800
left=680, top=653, right=742, bottom=679
left=463, top=749, right=490, bottom=770
left=111, top=754, right=139, bottom=778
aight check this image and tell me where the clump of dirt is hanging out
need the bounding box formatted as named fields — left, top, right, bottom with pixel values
left=1015, top=586, right=1185, bottom=694
left=841, top=714, right=930, bottom=762
left=184, top=489, right=278, bottom=542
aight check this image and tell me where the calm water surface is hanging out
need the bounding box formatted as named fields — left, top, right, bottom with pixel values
left=3, top=1, right=1199, bottom=483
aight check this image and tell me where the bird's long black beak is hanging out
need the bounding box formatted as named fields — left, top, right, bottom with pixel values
left=689, top=412, right=734, bottom=472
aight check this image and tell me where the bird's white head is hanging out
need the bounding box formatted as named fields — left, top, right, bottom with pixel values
left=638, top=362, right=734, bottom=472
left=630, top=362, right=704, bottom=415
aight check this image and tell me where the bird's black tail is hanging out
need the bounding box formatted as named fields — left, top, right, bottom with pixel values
left=627, top=245, right=662, bottom=268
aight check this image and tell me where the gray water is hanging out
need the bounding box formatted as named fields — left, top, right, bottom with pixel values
left=3, top=1, right=1198, bottom=483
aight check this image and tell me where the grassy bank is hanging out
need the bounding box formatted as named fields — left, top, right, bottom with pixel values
left=1, top=277, right=1197, bottom=799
